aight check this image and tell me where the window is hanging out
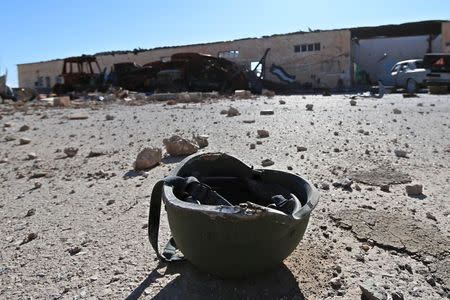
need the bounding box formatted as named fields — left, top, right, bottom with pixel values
left=308, top=44, right=314, bottom=51
left=294, top=45, right=300, bottom=53
left=301, top=44, right=307, bottom=52
left=218, top=50, right=239, bottom=58
left=314, top=43, right=321, bottom=51
left=251, top=61, right=262, bottom=78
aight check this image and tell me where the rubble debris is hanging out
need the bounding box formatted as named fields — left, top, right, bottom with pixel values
left=349, top=99, right=357, bottom=106
left=306, top=104, right=314, bottom=111
left=257, top=130, right=270, bottom=138
left=19, top=125, right=30, bottom=132
left=351, top=165, right=411, bottom=186
left=87, top=149, right=107, bottom=158
left=68, top=113, right=89, bottom=120
left=260, top=110, right=274, bottom=115
left=20, top=233, right=38, bottom=246
left=249, top=143, right=256, bottom=150
left=105, top=114, right=115, bottom=121
left=25, top=208, right=36, bottom=217
left=163, top=135, right=199, bottom=156
left=234, top=90, right=252, bottom=99
left=226, top=107, right=240, bottom=117
left=53, top=96, right=71, bottom=107
left=394, top=149, right=408, bottom=158
left=332, top=178, right=353, bottom=190
left=405, top=184, right=423, bottom=196
left=193, top=134, right=209, bottom=148
left=297, top=146, right=307, bottom=152
left=261, top=159, right=274, bottom=167
left=279, top=99, right=286, bottom=105
left=134, top=147, right=162, bottom=170
left=19, top=138, right=31, bottom=145
left=243, top=119, right=255, bottom=124
left=393, top=108, right=402, bottom=114
left=359, top=280, right=387, bottom=300
left=27, top=152, right=37, bottom=160
left=67, top=246, right=82, bottom=256
left=64, top=147, right=79, bottom=158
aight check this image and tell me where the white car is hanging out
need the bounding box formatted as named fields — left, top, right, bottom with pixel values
left=390, top=59, right=427, bottom=93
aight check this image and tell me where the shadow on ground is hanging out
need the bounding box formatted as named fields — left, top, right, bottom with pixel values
left=126, top=261, right=305, bottom=300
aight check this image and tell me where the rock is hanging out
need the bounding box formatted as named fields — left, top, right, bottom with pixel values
left=19, top=125, right=30, bottom=132
left=234, top=90, right=251, bottom=99
left=250, top=143, right=256, bottom=150
left=287, top=166, right=293, bottom=171
left=0, top=158, right=7, bottom=164
left=329, top=277, right=343, bottom=290
left=279, top=99, right=286, bottom=105
left=53, top=96, right=71, bottom=107
left=333, top=178, right=353, bottom=190
left=106, top=199, right=115, bottom=206
left=359, top=280, right=387, bottom=300
left=27, top=152, right=37, bottom=160
left=350, top=99, right=357, bottom=106
left=261, top=159, right=274, bottom=167
left=105, top=114, right=115, bottom=121
left=4, top=123, right=12, bottom=128
left=391, top=292, right=404, bottom=300
left=67, top=246, right=82, bottom=256
left=226, top=107, right=240, bottom=117
left=297, top=146, right=307, bottom=152
left=29, top=172, right=47, bottom=179
left=380, top=185, right=390, bottom=192
left=64, top=147, right=79, bottom=158
left=5, top=135, right=17, bottom=142
left=193, top=134, right=209, bottom=148
left=426, top=212, right=437, bottom=222
left=320, top=182, right=330, bottom=190
left=257, top=129, right=269, bottom=138
left=34, top=182, right=42, bottom=189
left=260, top=110, right=274, bottom=115
left=393, top=108, right=402, bottom=114
left=134, top=147, right=162, bottom=170
left=20, top=232, right=38, bottom=245
left=243, top=119, right=255, bottom=124
left=394, top=149, right=407, bottom=158
left=163, top=135, right=199, bottom=156
left=68, top=113, right=89, bottom=120
left=306, top=104, right=314, bottom=111
left=19, top=138, right=31, bottom=145
left=87, top=149, right=107, bottom=158
left=405, top=184, right=423, bottom=196
left=220, top=109, right=228, bottom=115
left=25, top=208, right=36, bottom=217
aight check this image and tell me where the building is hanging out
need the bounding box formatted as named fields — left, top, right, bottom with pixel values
left=17, top=20, right=450, bottom=91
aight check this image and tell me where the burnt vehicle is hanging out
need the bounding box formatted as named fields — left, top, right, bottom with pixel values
left=423, top=53, right=450, bottom=93
left=0, top=73, right=16, bottom=101
left=53, top=55, right=107, bottom=94
left=113, top=52, right=262, bottom=94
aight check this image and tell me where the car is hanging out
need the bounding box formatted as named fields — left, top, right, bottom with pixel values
left=423, top=53, right=450, bottom=93
left=389, top=59, right=427, bottom=93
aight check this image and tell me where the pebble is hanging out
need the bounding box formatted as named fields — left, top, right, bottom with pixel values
left=25, top=208, right=36, bottom=217
left=105, top=114, right=115, bottom=121
left=257, top=129, right=269, bottom=138
left=279, top=100, right=286, bottom=105
left=64, top=147, right=79, bottom=158
left=260, top=110, right=274, bottom=115
left=405, top=184, right=423, bottom=196
left=306, top=104, right=314, bottom=111
left=393, top=108, right=402, bottom=114
left=261, top=159, right=274, bottom=167
left=19, top=138, right=31, bottom=145
left=380, top=185, right=390, bottom=192
left=19, top=125, right=30, bottom=132
left=243, top=119, right=255, bottom=124
left=27, top=152, right=37, bottom=160
left=226, top=107, right=240, bottom=117
left=394, top=149, right=407, bottom=158
left=297, top=146, right=307, bottom=152
left=249, top=143, right=256, bottom=150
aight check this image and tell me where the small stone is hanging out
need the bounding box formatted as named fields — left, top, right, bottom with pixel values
left=380, top=185, right=390, bottom=192
left=193, top=134, right=209, bottom=148
left=287, top=166, right=293, bottom=171
left=279, top=100, right=286, bottom=105
left=105, top=114, right=115, bottom=121
left=256, top=140, right=262, bottom=145
left=320, top=182, right=330, bottom=190
left=87, top=149, right=107, bottom=158
left=25, top=208, right=36, bottom=217
left=134, top=147, right=162, bottom=170
left=163, top=135, right=199, bottom=156
left=360, top=281, right=387, bottom=300
left=394, top=149, right=407, bottom=158
left=329, top=277, right=343, bottom=290
left=306, top=104, right=314, bottom=111
left=350, top=100, right=357, bottom=106
left=391, top=292, right=404, bottom=300
left=67, top=246, right=82, bottom=256
left=249, top=143, right=256, bottom=150
left=406, top=184, right=423, bottom=196
left=5, top=135, right=17, bottom=142
left=34, top=182, right=42, bottom=189
left=360, top=244, right=370, bottom=252
left=297, top=146, right=307, bottom=152
left=257, top=129, right=269, bottom=138
left=426, top=212, right=437, bottom=222
left=393, top=108, right=402, bottom=114
left=261, top=159, right=274, bottom=167
left=64, top=147, right=79, bottom=158
left=243, top=119, right=255, bottom=124
left=27, top=152, right=37, bottom=160
left=260, top=109, right=274, bottom=115
left=68, top=113, right=89, bottom=120
left=19, top=125, right=30, bottom=132
left=20, top=232, right=38, bottom=245
left=220, top=109, right=228, bottom=115
left=19, top=138, right=31, bottom=145
left=106, top=199, right=115, bottom=206
left=425, top=275, right=435, bottom=286
left=226, top=107, right=240, bottom=117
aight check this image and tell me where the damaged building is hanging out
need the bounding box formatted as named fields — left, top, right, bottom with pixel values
left=17, top=20, right=450, bottom=92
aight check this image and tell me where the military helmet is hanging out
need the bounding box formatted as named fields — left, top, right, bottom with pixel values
left=148, top=152, right=319, bottom=278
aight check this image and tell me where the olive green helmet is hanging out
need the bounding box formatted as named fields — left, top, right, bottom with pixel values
left=148, top=152, right=319, bottom=278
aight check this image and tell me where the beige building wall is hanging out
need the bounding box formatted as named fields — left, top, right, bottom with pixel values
left=18, top=60, right=63, bottom=89
left=442, top=22, right=450, bottom=53
left=17, top=29, right=352, bottom=90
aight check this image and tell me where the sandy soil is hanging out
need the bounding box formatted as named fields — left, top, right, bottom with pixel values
left=0, top=93, right=449, bottom=299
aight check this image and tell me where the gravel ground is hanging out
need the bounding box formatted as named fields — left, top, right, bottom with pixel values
left=0, top=93, right=449, bottom=299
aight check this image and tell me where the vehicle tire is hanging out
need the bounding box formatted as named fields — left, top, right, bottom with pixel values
left=406, top=79, right=417, bottom=93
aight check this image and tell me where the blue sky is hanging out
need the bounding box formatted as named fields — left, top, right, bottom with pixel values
left=1, top=0, right=449, bottom=87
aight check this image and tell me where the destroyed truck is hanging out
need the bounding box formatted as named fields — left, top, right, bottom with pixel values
left=112, top=52, right=262, bottom=94
left=53, top=55, right=107, bottom=94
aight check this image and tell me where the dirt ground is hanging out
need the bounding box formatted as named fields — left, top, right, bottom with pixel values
left=0, top=93, right=449, bottom=299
